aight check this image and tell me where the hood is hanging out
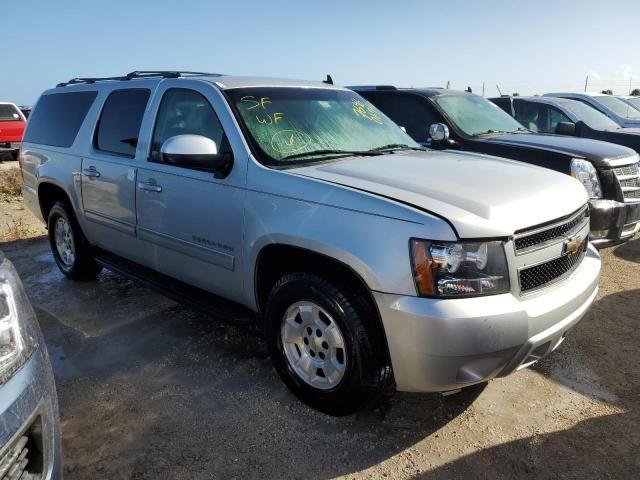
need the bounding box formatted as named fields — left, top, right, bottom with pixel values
left=589, top=128, right=640, bottom=153
left=292, top=150, right=587, bottom=238
left=484, top=132, right=635, bottom=166
left=617, top=127, right=640, bottom=135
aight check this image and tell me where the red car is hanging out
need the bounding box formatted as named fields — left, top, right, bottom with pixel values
left=0, top=102, right=26, bottom=160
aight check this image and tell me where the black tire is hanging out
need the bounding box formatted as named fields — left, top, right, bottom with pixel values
left=47, top=201, right=102, bottom=280
left=264, top=272, right=392, bottom=415
left=10, top=150, right=19, bottom=162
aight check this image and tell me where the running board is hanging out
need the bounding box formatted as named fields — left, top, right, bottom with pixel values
left=95, top=250, right=256, bottom=322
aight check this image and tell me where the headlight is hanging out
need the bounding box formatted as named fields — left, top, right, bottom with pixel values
left=571, top=159, right=602, bottom=199
left=0, top=257, right=39, bottom=386
left=410, top=239, right=510, bottom=297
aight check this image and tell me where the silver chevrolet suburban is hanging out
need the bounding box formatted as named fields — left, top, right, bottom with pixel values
left=21, top=71, right=600, bottom=414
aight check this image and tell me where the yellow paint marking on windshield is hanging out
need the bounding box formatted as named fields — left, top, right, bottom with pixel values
left=271, top=129, right=311, bottom=154
left=352, top=99, right=383, bottom=125
left=255, top=112, right=285, bottom=125
left=240, top=96, right=272, bottom=110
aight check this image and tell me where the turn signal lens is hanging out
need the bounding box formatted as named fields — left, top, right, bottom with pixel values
left=410, top=239, right=435, bottom=296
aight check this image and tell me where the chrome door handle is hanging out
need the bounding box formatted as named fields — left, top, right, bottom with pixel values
left=83, top=167, right=101, bottom=178
left=138, top=180, right=162, bottom=192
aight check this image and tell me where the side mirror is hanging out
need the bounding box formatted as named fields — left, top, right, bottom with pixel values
left=555, top=122, right=576, bottom=136
left=429, top=123, right=450, bottom=142
left=161, top=134, right=233, bottom=178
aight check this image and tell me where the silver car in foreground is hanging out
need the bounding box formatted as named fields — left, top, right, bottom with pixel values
left=21, top=72, right=600, bottom=414
left=0, top=252, right=61, bottom=478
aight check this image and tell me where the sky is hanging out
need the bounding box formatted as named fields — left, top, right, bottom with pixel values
left=3, top=0, right=640, bottom=105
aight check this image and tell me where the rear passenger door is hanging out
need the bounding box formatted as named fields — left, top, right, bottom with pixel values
left=135, top=82, right=245, bottom=303
left=81, top=88, right=150, bottom=260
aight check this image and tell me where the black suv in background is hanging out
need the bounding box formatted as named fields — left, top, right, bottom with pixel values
left=351, top=86, right=640, bottom=246
left=491, top=95, right=640, bottom=154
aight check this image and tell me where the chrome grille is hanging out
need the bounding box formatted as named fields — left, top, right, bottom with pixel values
left=0, top=435, right=38, bottom=480
left=613, top=162, right=640, bottom=202
left=514, top=206, right=589, bottom=254
left=519, top=241, right=588, bottom=293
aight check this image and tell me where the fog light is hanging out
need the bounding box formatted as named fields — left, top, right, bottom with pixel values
left=590, top=229, right=609, bottom=240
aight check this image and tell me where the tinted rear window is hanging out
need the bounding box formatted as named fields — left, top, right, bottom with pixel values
left=95, top=89, right=150, bottom=157
left=0, top=104, right=21, bottom=121
left=23, top=91, right=97, bottom=147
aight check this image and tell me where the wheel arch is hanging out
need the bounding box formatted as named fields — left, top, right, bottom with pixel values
left=38, top=181, right=74, bottom=223
left=253, top=243, right=392, bottom=365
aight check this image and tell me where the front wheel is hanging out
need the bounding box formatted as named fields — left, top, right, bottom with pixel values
left=47, top=201, right=102, bottom=280
left=264, top=272, right=391, bottom=415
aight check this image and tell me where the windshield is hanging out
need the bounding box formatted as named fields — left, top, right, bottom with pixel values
left=621, top=96, right=640, bottom=111
left=594, top=95, right=640, bottom=120
left=559, top=99, right=621, bottom=130
left=0, top=104, right=22, bottom=121
left=226, top=87, right=421, bottom=165
left=433, top=94, right=525, bottom=136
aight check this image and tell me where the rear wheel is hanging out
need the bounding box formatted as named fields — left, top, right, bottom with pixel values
left=47, top=201, right=102, bottom=280
left=265, top=272, right=391, bottom=415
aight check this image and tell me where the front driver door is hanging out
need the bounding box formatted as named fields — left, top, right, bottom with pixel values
left=136, top=82, right=246, bottom=303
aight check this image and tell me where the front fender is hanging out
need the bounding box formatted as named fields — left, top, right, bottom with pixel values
left=241, top=189, right=455, bottom=309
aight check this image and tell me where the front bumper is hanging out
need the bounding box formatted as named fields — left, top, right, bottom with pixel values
left=589, top=198, right=640, bottom=247
left=0, top=347, right=61, bottom=479
left=374, top=244, right=600, bottom=393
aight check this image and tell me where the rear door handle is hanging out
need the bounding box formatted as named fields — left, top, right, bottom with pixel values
left=138, top=179, right=162, bottom=193
left=83, top=167, right=101, bottom=178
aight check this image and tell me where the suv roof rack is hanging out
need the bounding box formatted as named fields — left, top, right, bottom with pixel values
left=56, top=70, right=222, bottom=87
left=349, top=85, right=397, bottom=91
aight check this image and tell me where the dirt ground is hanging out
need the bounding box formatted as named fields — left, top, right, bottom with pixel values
left=0, top=164, right=638, bottom=479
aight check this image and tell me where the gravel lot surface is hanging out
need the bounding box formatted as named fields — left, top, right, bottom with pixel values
left=0, top=167, right=638, bottom=479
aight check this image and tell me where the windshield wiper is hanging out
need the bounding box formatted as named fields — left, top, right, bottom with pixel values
left=472, top=129, right=510, bottom=136
left=369, top=143, right=427, bottom=152
left=280, top=149, right=383, bottom=161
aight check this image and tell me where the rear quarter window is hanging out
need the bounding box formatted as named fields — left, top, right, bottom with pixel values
left=95, top=88, right=150, bottom=157
left=23, top=91, right=97, bottom=147
left=0, top=104, right=22, bottom=121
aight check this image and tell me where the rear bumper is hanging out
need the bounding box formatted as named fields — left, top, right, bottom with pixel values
left=589, top=198, right=640, bottom=247
left=0, top=142, right=20, bottom=152
left=374, top=244, right=600, bottom=393
left=0, top=347, right=61, bottom=479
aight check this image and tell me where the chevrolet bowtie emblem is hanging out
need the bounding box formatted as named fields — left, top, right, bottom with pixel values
left=564, top=235, right=583, bottom=255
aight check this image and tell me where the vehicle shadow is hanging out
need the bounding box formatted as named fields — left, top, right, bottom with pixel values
left=531, top=287, right=639, bottom=405
left=409, top=412, right=639, bottom=480
left=612, top=236, right=640, bottom=263
left=3, top=237, right=487, bottom=480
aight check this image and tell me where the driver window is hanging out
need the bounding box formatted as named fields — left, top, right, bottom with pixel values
left=548, top=107, right=572, bottom=134
left=514, top=101, right=548, bottom=133
left=150, top=88, right=229, bottom=163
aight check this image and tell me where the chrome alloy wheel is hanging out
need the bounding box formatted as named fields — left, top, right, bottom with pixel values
left=54, top=217, right=76, bottom=267
left=281, top=301, right=347, bottom=390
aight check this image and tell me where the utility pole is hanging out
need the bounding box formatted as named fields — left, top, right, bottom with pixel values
left=482, top=82, right=485, bottom=97
left=446, top=81, right=450, bottom=89
left=630, top=76, right=633, bottom=94
left=584, top=75, right=589, bottom=92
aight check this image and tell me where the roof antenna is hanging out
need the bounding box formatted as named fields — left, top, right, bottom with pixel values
left=496, top=84, right=503, bottom=96
left=323, top=74, right=333, bottom=85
